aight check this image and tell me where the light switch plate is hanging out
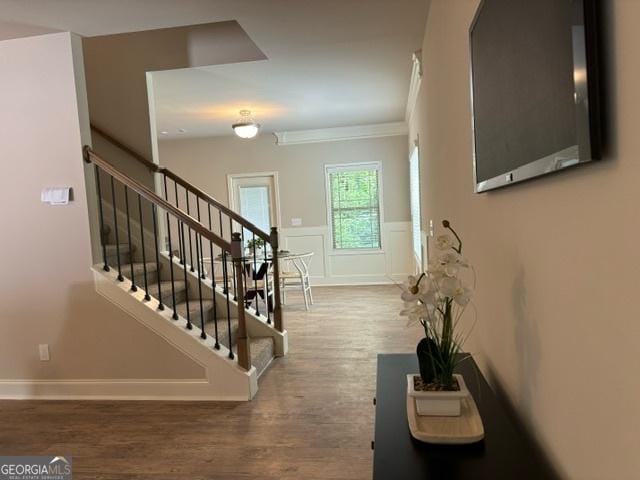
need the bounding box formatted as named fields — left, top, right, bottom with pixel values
left=291, top=218, right=302, bottom=227
left=39, top=344, right=50, bottom=361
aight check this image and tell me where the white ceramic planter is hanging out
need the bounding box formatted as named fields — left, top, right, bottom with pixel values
left=407, top=374, right=469, bottom=417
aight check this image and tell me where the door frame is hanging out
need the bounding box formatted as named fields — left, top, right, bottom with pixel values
left=226, top=171, right=282, bottom=229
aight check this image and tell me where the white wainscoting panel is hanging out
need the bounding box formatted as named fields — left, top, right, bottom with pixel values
left=279, top=221, right=412, bottom=286
left=281, top=229, right=327, bottom=277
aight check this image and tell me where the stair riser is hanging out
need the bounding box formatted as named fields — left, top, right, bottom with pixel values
left=179, top=304, right=213, bottom=326
left=149, top=286, right=187, bottom=306
left=252, top=338, right=275, bottom=377
left=128, top=270, right=159, bottom=287
left=215, top=320, right=239, bottom=351
left=106, top=252, right=131, bottom=267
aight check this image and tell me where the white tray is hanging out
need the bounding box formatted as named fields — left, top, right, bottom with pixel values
left=406, top=390, right=485, bottom=444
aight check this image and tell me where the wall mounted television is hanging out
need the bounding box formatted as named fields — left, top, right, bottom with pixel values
left=469, top=0, right=601, bottom=193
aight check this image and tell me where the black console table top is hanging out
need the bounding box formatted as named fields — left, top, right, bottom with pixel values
left=373, top=354, right=558, bottom=480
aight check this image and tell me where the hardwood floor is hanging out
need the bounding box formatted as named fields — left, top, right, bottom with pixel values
left=0, top=285, right=422, bottom=480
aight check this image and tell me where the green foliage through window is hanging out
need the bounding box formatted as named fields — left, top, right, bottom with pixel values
left=328, top=166, right=381, bottom=250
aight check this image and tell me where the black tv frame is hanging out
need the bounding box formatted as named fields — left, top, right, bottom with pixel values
left=469, top=0, right=602, bottom=193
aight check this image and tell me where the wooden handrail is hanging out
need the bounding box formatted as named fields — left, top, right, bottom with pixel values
left=83, top=146, right=232, bottom=253
left=89, top=124, right=271, bottom=242
left=162, top=170, right=271, bottom=242
left=91, top=124, right=163, bottom=173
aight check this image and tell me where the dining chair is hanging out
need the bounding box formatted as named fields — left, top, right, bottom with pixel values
left=280, top=252, right=314, bottom=310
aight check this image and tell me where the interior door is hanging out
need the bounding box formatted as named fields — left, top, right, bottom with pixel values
left=229, top=174, right=280, bottom=238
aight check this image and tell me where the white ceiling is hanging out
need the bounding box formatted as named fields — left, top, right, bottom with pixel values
left=0, top=0, right=429, bottom=139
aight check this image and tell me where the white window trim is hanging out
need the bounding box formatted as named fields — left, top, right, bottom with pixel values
left=324, top=161, right=385, bottom=256
left=409, top=144, right=423, bottom=271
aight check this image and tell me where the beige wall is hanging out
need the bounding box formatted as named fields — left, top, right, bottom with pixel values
left=159, top=134, right=410, bottom=227
left=83, top=21, right=266, bottom=184
left=411, top=1, right=639, bottom=478
left=0, top=32, right=203, bottom=381
left=158, top=133, right=414, bottom=285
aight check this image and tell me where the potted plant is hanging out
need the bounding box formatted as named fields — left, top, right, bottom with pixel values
left=245, top=237, right=265, bottom=257
left=400, top=220, right=475, bottom=416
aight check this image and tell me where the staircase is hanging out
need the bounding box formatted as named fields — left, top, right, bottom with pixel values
left=83, top=129, right=287, bottom=400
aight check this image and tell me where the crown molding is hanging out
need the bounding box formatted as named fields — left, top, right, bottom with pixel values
left=274, top=121, right=408, bottom=146
left=405, top=50, right=423, bottom=122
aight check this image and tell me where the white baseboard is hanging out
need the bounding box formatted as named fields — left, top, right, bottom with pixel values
left=0, top=378, right=251, bottom=401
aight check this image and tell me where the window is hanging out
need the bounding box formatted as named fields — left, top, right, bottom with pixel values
left=409, top=147, right=423, bottom=268
left=326, top=163, right=382, bottom=251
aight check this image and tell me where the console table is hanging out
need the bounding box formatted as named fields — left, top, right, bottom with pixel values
left=373, top=354, right=558, bottom=479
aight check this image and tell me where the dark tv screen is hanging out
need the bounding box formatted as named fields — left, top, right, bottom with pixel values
left=470, top=0, right=600, bottom=192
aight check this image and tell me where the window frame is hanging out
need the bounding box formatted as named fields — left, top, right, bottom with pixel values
left=409, top=145, right=423, bottom=270
left=324, top=161, right=384, bottom=256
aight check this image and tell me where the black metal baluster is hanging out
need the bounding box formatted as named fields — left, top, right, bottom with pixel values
left=223, top=248, right=234, bottom=359
left=124, top=186, right=137, bottom=292
left=174, top=181, right=184, bottom=265
left=110, top=176, right=124, bottom=282
left=179, top=221, right=192, bottom=330
left=185, top=189, right=195, bottom=272
left=229, top=218, right=237, bottom=301
left=219, top=210, right=227, bottom=294
left=207, top=205, right=216, bottom=288
left=138, top=195, right=151, bottom=301
left=151, top=204, right=164, bottom=311
left=196, top=199, right=206, bottom=279
left=163, top=176, right=179, bottom=320
left=195, top=234, right=206, bottom=339
left=94, top=167, right=109, bottom=272
left=265, top=243, right=271, bottom=324
left=207, top=205, right=220, bottom=349
left=252, top=232, right=260, bottom=316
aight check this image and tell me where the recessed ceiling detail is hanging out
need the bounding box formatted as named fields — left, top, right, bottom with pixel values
left=0, top=0, right=429, bottom=140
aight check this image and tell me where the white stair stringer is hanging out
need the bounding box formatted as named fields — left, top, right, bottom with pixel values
left=92, top=266, right=258, bottom=400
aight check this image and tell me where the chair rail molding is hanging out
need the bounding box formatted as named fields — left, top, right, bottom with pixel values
left=274, top=122, right=408, bottom=146
left=405, top=50, right=423, bottom=122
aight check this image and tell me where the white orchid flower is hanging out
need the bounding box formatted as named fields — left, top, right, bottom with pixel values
left=417, top=278, right=437, bottom=306
left=400, top=302, right=432, bottom=326
left=435, top=234, right=455, bottom=250
left=437, top=251, right=469, bottom=277
left=427, top=260, right=446, bottom=280
left=438, top=276, right=462, bottom=297
left=437, top=276, right=473, bottom=306
left=453, top=286, right=473, bottom=307
left=400, top=274, right=428, bottom=302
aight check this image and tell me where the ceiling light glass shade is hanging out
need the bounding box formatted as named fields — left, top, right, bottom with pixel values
left=232, top=121, right=260, bottom=139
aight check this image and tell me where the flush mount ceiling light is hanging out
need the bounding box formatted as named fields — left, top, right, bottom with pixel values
left=232, top=110, right=260, bottom=139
